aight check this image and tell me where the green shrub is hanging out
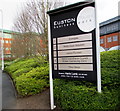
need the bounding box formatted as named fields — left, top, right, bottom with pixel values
left=4, top=57, right=49, bottom=96
left=4, top=50, right=119, bottom=109
left=16, top=77, right=48, bottom=96
left=101, top=50, right=119, bottom=69
left=5, top=58, right=40, bottom=74
left=12, top=67, right=33, bottom=79
left=54, top=50, right=120, bottom=110
left=101, top=50, right=120, bottom=89
left=24, top=66, right=49, bottom=80
left=101, top=68, right=119, bottom=89
left=15, top=65, right=49, bottom=96
left=54, top=79, right=119, bottom=110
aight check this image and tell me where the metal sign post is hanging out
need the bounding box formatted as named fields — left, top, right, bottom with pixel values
left=0, top=9, right=4, bottom=71
left=47, top=0, right=101, bottom=109
left=48, top=15, right=56, bottom=110
left=0, top=9, right=3, bottom=111
left=95, top=0, right=101, bottom=93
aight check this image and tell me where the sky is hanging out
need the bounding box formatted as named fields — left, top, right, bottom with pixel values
left=0, top=0, right=119, bottom=30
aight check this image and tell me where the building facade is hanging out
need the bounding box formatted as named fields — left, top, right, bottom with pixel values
left=0, top=30, right=43, bottom=60
left=0, top=16, right=119, bottom=60
left=100, top=16, right=120, bottom=50
left=0, top=29, right=13, bottom=59
left=3, top=30, right=12, bottom=58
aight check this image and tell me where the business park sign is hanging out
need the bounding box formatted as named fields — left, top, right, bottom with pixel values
left=48, top=0, right=101, bottom=82
left=47, top=0, right=101, bottom=109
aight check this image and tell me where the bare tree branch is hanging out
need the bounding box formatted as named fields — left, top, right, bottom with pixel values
left=12, top=0, right=66, bottom=62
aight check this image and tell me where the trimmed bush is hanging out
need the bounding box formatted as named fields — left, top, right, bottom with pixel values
left=12, top=67, right=33, bottom=79
left=54, top=50, right=120, bottom=110
left=101, top=68, right=119, bottom=89
left=101, top=50, right=120, bottom=89
left=5, top=58, right=40, bottom=74
left=4, top=57, right=49, bottom=96
left=16, top=77, right=48, bottom=96
left=101, top=50, right=119, bottom=69
left=15, top=65, right=49, bottom=96
left=4, top=50, right=120, bottom=109
left=54, top=79, right=119, bottom=110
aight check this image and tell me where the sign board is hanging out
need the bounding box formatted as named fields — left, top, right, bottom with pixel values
left=47, top=1, right=99, bottom=82
left=47, top=0, right=101, bottom=109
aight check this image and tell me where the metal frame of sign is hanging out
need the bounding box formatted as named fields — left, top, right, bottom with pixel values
left=47, top=0, right=101, bottom=110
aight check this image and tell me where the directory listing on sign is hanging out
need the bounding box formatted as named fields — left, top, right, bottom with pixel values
left=53, top=33, right=93, bottom=71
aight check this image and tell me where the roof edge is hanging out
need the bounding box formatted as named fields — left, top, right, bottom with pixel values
left=100, top=16, right=120, bottom=27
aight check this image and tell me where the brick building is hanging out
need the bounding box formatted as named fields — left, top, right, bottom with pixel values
left=0, top=30, right=44, bottom=60
left=100, top=16, right=120, bottom=50
left=0, top=29, right=13, bottom=59
left=0, top=16, right=119, bottom=60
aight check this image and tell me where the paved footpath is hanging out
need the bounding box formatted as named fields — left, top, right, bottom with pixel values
left=2, top=70, right=17, bottom=109
left=0, top=70, right=2, bottom=111
left=1, top=70, right=61, bottom=110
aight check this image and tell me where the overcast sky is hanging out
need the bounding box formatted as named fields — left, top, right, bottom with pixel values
left=0, top=0, right=119, bottom=30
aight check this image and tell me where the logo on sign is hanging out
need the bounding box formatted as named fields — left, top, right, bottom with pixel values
left=54, top=18, right=75, bottom=29
left=77, top=6, right=95, bottom=32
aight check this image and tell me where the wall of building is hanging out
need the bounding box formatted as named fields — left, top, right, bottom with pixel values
left=100, top=32, right=120, bottom=50
left=100, top=16, right=120, bottom=50
left=0, top=30, right=13, bottom=59
left=0, top=16, right=119, bottom=60
left=3, top=38, right=12, bottom=56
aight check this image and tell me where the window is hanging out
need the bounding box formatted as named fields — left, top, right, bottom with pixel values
left=107, top=37, right=112, bottom=42
left=7, top=55, right=11, bottom=57
left=100, top=27, right=106, bottom=35
left=107, top=25, right=112, bottom=32
left=100, top=39, right=104, bottom=44
left=0, top=32, right=2, bottom=37
left=113, top=23, right=118, bottom=31
left=113, top=35, right=118, bottom=41
left=106, top=23, right=118, bottom=33
left=4, top=33, right=12, bottom=38
left=5, top=40, right=8, bottom=43
left=6, top=48, right=9, bottom=50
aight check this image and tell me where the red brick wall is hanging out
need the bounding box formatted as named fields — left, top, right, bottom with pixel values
left=100, top=32, right=120, bottom=49
left=3, top=38, right=12, bottom=54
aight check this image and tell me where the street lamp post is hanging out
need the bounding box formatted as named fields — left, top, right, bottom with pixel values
left=0, top=9, right=3, bottom=111
left=0, top=9, right=4, bottom=71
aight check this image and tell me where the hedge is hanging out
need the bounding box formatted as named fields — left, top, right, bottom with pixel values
left=4, top=50, right=120, bottom=109
left=54, top=50, right=120, bottom=110
left=5, top=57, right=49, bottom=96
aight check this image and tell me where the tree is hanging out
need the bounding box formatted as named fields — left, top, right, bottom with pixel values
left=11, top=32, right=39, bottom=58
left=12, top=0, right=66, bottom=62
